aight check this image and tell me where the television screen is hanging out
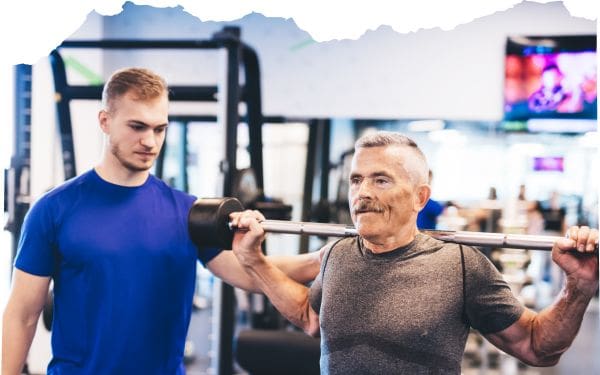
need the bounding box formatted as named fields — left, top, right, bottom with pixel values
left=533, top=156, right=564, bottom=172
left=503, top=35, right=597, bottom=122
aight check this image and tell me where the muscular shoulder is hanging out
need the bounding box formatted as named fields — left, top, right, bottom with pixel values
left=319, top=237, right=357, bottom=265
left=147, top=175, right=196, bottom=205
left=460, top=245, right=500, bottom=274
left=28, top=170, right=96, bottom=219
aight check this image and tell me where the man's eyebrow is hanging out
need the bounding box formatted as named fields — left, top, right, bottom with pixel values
left=369, top=171, right=393, bottom=178
left=349, top=171, right=393, bottom=179
left=128, top=120, right=149, bottom=127
left=128, top=120, right=169, bottom=128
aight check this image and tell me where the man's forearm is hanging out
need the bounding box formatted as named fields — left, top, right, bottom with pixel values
left=268, top=252, right=320, bottom=285
left=531, top=278, right=597, bottom=360
left=242, top=257, right=319, bottom=335
left=208, top=250, right=319, bottom=293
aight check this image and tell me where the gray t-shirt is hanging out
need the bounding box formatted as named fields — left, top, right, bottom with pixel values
left=309, top=234, right=524, bottom=374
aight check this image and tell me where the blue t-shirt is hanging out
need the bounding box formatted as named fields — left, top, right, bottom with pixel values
left=14, top=169, right=222, bottom=374
left=417, top=199, right=444, bottom=230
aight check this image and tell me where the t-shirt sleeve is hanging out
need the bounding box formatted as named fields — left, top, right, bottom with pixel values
left=431, top=199, right=444, bottom=216
left=308, top=240, right=340, bottom=314
left=308, top=270, right=323, bottom=314
left=14, top=196, right=57, bottom=277
left=463, top=246, right=524, bottom=334
left=196, top=247, right=223, bottom=267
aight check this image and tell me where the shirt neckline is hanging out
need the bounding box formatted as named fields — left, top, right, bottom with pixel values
left=90, top=168, right=152, bottom=191
left=358, top=234, right=424, bottom=261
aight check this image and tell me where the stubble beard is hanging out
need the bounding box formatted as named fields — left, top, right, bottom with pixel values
left=111, top=143, right=154, bottom=172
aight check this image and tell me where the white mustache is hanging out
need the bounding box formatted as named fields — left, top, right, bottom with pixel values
left=352, top=201, right=384, bottom=214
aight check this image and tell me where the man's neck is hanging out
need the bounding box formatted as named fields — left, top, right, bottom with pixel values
left=95, top=160, right=149, bottom=187
left=362, top=226, right=419, bottom=254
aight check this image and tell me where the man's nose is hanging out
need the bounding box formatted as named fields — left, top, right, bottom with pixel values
left=140, top=130, right=157, bottom=148
left=356, top=179, right=373, bottom=198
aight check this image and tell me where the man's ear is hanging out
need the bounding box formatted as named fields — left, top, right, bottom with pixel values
left=414, top=184, right=431, bottom=212
left=98, top=109, right=110, bottom=134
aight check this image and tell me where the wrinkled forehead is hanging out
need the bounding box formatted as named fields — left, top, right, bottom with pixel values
left=351, top=145, right=427, bottom=184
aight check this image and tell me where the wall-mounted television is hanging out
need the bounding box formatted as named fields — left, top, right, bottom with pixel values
left=503, top=35, right=597, bottom=123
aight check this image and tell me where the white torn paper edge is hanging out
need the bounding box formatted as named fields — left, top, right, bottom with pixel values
left=0, top=0, right=596, bottom=69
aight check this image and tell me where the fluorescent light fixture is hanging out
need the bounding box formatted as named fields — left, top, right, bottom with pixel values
left=427, top=129, right=466, bottom=144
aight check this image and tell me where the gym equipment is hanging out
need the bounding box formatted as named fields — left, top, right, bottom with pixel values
left=231, top=168, right=262, bottom=207
left=42, top=290, right=54, bottom=331
left=188, top=197, right=599, bottom=251
left=236, top=329, right=320, bottom=375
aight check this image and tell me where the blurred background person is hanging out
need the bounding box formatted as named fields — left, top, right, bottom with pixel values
left=417, top=170, right=444, bottom=230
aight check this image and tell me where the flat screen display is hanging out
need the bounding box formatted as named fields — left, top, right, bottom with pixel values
left=504, top=35, right=597, bottom=122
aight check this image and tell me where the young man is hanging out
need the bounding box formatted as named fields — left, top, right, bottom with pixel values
left=230, top=131, right=599, bottom=374
left=2, top=67, right=320, bottom=374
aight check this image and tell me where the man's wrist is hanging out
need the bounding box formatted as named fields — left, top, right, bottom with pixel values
left=565, top=276, right=599, bottom=300
left=238, top=248, right=268, bottom=269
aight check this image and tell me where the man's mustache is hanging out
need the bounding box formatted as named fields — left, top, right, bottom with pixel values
left=352, top=200, right=384, bottom=215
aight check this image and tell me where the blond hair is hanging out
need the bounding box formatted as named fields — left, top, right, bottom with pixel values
left=102, top=67, right=168, bottom=111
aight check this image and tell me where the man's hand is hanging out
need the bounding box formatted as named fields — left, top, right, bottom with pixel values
left=228, top=211, right=321, bottom=335
left=229, top=210, right=267, bottom=268
left=552, top=226, right=599, bottom=295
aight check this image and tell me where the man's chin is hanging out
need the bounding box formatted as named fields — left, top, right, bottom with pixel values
left=355, top=221, right=380, bottom=236
left=123, top=161, right=153, bottom=172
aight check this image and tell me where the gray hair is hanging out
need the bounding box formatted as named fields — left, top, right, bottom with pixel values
left=354, top=130, right=429, bottom=185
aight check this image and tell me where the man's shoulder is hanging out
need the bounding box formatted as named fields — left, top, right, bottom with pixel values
left=417, top=233, right=453, bottom=250
left=34, top=170, right=95, bottom=205
left=147, top=175, right=196, bottom=202
left=319, top=237, right=357, bottom=267
left=415, top=234, right=476, bottom=263
left=326, top=237, right=357, bottom=253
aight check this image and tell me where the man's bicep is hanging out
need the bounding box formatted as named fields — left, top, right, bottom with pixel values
left=7, top=269, right=51, bottom=316
left=484, top=308, right=536, bottom=362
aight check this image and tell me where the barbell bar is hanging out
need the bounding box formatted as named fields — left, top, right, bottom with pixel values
left=188, top=197, right=598, bottom=252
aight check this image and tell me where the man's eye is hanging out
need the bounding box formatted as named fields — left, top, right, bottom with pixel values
left=350, top=177, right=361, bottom=184
left=131, top=125, right=144, bottom=131
left=155, top=127, right=166, bottom=133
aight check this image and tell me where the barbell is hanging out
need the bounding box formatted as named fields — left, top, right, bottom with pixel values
left=188, top=197, right=598, bottom=252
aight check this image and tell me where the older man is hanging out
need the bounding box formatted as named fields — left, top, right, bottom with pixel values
left=230, top=131, right=599, bottom=374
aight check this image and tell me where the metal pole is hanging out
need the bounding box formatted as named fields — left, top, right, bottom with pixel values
left=5, top=64, right=33, bottom=270
left=48, top=50, right=77, bottom=180
left=299, top=120, right=319, bottom=253
left=213, top=26, right=242, bottom=375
